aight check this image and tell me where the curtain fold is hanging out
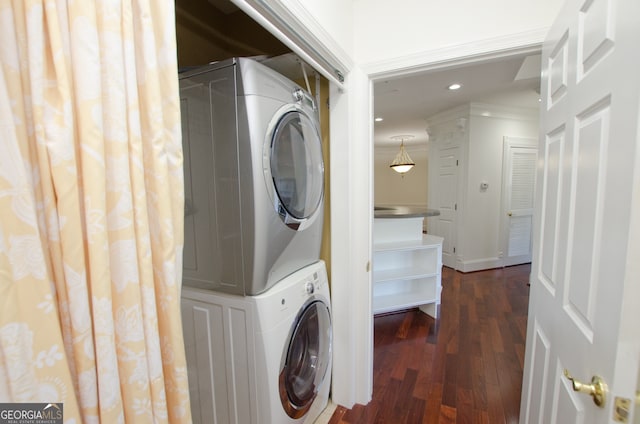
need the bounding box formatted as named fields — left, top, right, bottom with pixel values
left=0, top=1, right=190, bottom=422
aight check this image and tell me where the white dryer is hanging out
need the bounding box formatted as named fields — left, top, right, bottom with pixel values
left=181, top=260, right=332, bottom=424
left=179, top=57, right=324, bottom=296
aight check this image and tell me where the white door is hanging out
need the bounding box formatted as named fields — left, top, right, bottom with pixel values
left=520, top=0, right=640, bottom=422
left=500, top=137, right=537, bottom=267
left=433, top=145, right=459, bottom=268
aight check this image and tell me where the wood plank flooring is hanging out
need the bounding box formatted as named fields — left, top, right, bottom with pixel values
left=328, top=264, right=531, bottom=424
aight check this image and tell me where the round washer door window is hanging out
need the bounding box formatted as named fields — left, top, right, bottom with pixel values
left=270, top=110, right=324, bottom=229
left=279, top=299, right=331, bottom=418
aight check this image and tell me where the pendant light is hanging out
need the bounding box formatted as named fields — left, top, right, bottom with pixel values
left=389, top=135, right=415, bottom=174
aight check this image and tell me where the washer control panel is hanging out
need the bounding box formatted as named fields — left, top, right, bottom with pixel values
left=305, top=281, right=315, bottom=295
left=272, top=265, right=329, bottom=315
left=300, top=271, right=324, bottom=298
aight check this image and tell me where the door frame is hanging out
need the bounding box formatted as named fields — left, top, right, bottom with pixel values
left=352, top=38, right=548, bottom=407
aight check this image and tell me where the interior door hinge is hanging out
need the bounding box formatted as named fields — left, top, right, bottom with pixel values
left=456, top=159, right=459, bottom=166
left=454, top=203, right=457, bottom=211
left=453, top=247, right=456, bottom=253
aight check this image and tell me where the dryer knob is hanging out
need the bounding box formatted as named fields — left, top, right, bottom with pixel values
left=293, top=89, right=304, bottom=102
left=305, top=281, right=315, bottom=295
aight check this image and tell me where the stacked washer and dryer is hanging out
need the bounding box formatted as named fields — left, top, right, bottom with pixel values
left=179, top=57, right=331, bottom=424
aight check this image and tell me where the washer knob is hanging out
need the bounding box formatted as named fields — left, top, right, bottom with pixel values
left=305, top=281, right=315, bottom=295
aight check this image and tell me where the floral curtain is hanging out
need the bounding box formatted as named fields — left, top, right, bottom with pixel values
left=0, top=0, right=191, bottom=422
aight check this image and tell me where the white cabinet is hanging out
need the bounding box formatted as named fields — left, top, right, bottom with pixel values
left=181, top=288, right=258, bottom=424
left=373, top=217, right=443, bottom=317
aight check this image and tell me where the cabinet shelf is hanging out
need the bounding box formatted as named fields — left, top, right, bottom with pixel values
left=373, top=268, right=438, bottom=283
left=374, top=235, right=443, bottom=253
left=373, top=292, right=439, bottom=315
left=373, top=218, right=443, bottom=318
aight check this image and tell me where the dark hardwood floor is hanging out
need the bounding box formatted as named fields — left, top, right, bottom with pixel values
left=328, top=264, right=531, bottom=424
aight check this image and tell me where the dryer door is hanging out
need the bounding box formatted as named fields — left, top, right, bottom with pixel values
left=268, top=107, right=324, bottom=230
left=279, top=298, right=331, bottom=419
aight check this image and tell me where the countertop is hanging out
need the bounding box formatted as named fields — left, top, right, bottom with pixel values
left=374, top=205, right=441, bottom=219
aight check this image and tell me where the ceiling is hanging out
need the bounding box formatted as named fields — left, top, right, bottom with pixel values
left=373, top=53, right=542, bottom=147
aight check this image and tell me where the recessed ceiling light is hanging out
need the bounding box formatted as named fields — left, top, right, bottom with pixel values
left=448, top=83, right=462, bottom=90
left=375, top=117, right=383, bottom=122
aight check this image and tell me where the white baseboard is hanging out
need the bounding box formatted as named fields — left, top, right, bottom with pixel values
left=459, top=257, right=503, bottom=273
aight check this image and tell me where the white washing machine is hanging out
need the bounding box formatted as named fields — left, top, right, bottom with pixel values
left=252, top=260, right=332, bottom=424
left=181, top=260, right=332, bottom=424
left=179, top=57, right=325, bottom=296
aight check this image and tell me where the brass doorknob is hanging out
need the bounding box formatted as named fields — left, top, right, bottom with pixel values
left=564, top=369, right=607, bottom=408
left=508, top=211, right=513, bottom=216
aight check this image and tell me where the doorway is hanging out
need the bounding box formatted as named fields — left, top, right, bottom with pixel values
left=369, top=51, right=542, bottom=416
left=373, top=54, right=541, bottom=273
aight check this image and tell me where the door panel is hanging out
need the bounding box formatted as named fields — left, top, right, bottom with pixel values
left=507, top=215, right=532, bottom=257
left=566, top=100, right=611, bottom=337
left=577, top=0, right=614, bottom=77
left=539, top=128, right=564, bottom=289
left=523, top=322, right=551, bottom=423
left=554, top=378, right=583, bottom=423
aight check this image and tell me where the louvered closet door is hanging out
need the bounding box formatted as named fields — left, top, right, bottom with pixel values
left=501, top=137, right=537, bottom=266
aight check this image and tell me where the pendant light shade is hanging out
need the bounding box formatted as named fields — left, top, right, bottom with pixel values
left=390, top=135, right=415, bottom=174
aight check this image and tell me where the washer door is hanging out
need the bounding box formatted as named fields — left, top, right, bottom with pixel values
left=267, top=106, right=324, bottom=230
left=279, top=299, right=331, bottom=419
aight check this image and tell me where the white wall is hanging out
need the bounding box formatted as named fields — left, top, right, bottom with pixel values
left=353, top=0, right=563, bottom=66
left=429, top=103, right=538, bottom=272
left=374, top=147, right=428, bottom=206
left=296, top=0, right=355, bottom=58
left=461, top=106, right=538, bottom=270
